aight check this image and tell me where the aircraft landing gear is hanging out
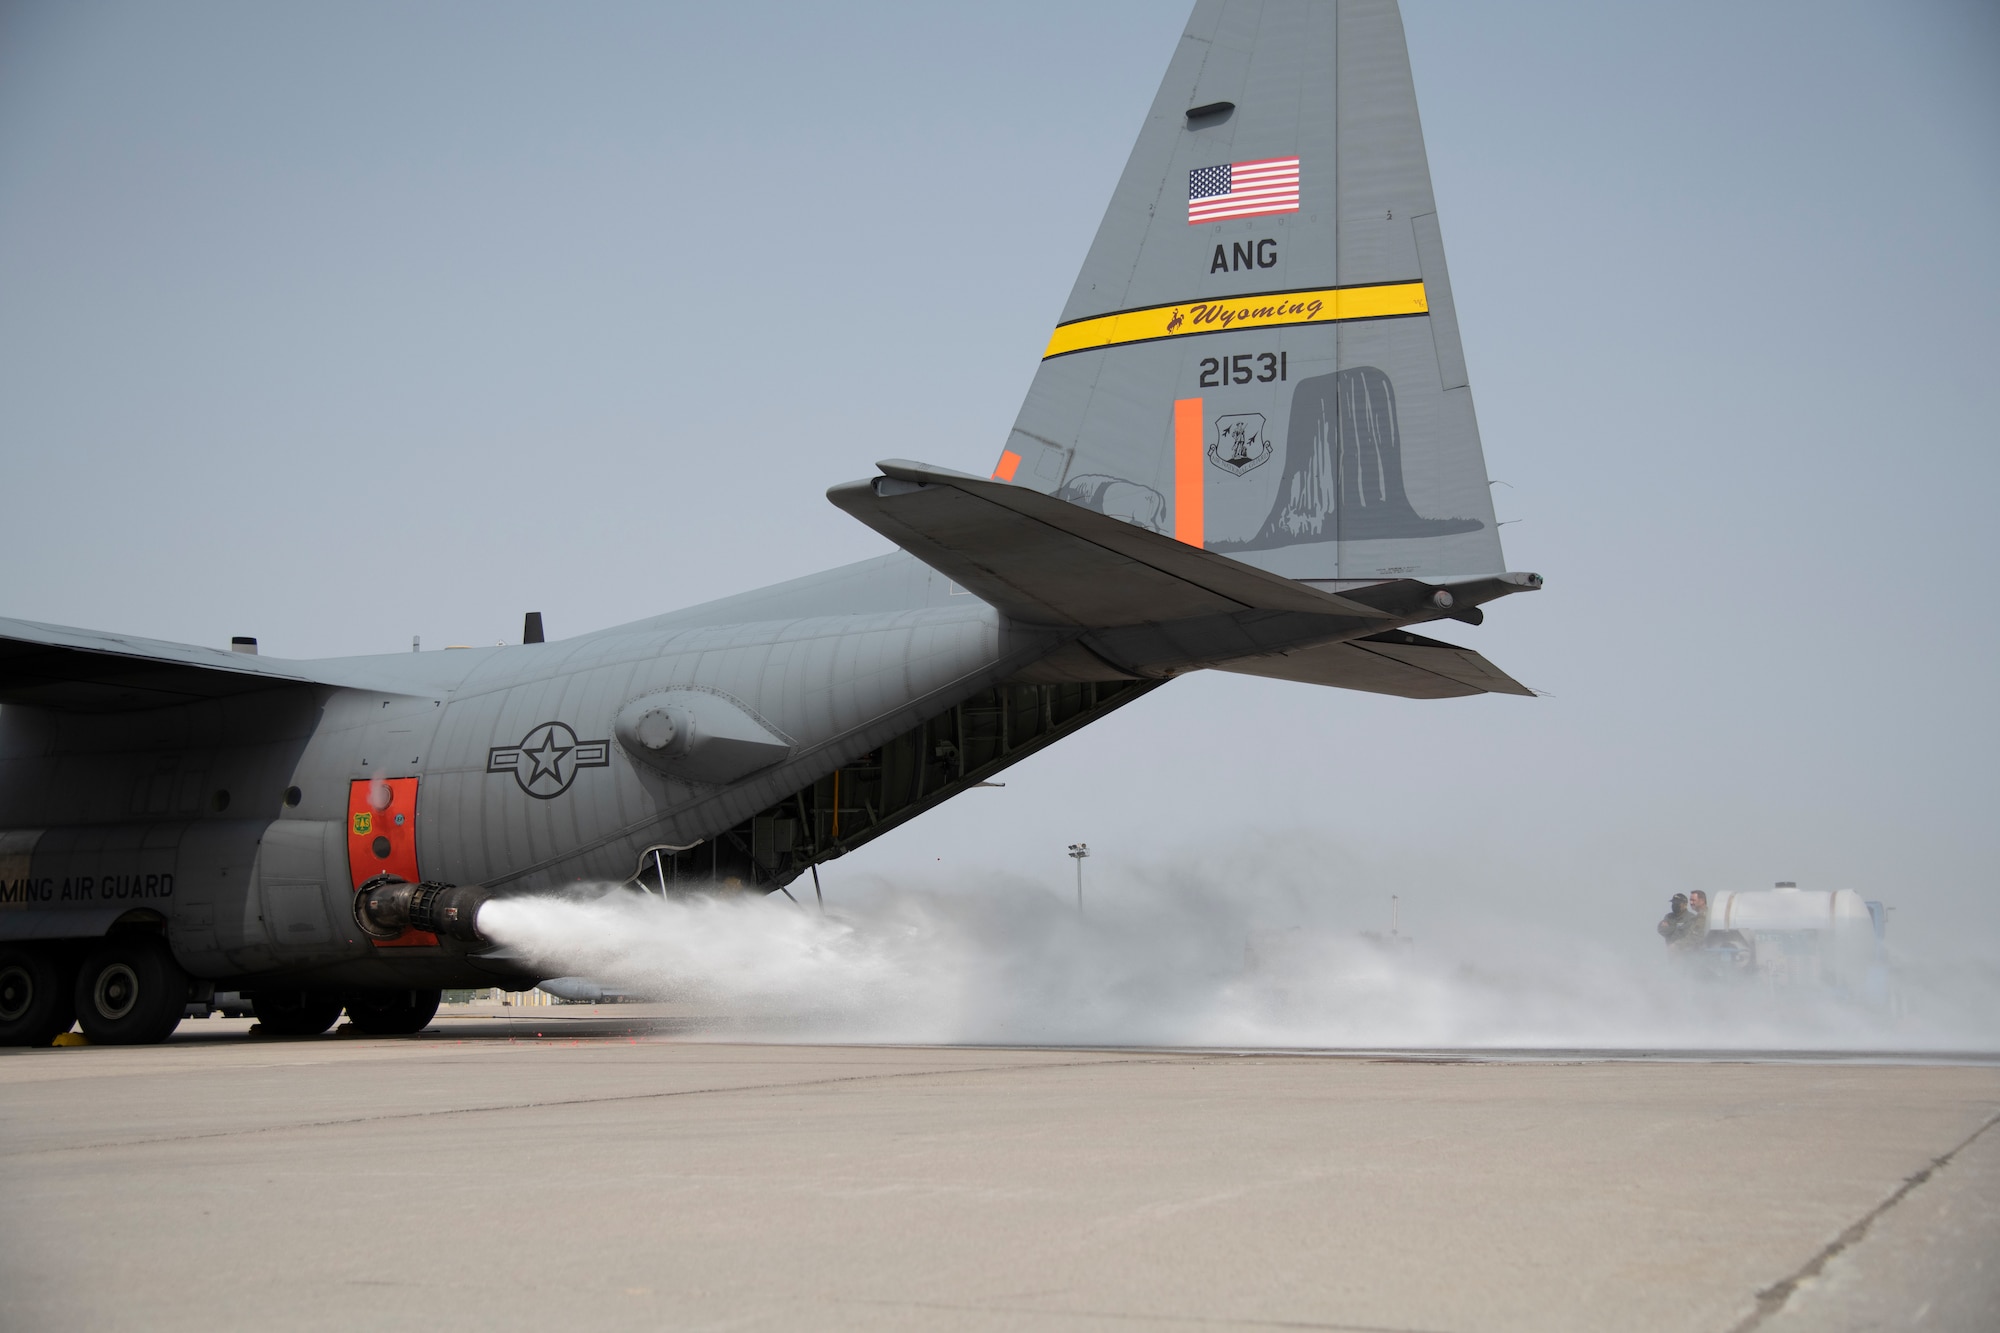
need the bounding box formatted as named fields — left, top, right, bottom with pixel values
left=249, top=990, right=346, bottom=1036
left=74, top=935, right=190, bottom=1046
left=343, top=988, right=441, bottom=1036
left=0, top=944, right=77, bottom=1046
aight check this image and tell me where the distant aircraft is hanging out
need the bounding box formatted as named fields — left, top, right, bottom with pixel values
left=537, top=978, right=637, bottom=1005
left=0, top=0, right=1540, bottom=1046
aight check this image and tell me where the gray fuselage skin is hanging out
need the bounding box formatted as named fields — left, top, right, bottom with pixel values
left=0, top=553, right=1058, bottom=991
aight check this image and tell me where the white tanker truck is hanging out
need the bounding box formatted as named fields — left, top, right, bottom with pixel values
left=1694, top=882, right=1891, bottom=1003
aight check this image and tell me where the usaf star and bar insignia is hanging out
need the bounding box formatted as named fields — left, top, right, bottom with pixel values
left=487, top=721, right=611, bottom=799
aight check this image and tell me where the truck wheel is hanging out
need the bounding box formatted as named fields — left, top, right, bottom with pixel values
left=344, top=988, right=442, bottom=1035
left=74, top=935, right=190, bottom=1045
left=0, top=944, right=77, bottom=1046
left=248, top=990, right=345, bottom=1036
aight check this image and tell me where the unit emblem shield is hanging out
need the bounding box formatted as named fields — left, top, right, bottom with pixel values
left=1208, top=413, right=1271, bottom=475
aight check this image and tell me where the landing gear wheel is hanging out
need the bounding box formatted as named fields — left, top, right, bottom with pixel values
left=248, top=990, right=345, bottom=1037
left=343, top=988, right=441, bottom=1036
left=74, top=935, right=190, bottom=1046
left=0, top=944, right=77, bottom=1046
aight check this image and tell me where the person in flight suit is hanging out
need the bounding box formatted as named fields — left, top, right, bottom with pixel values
left=1657, top=893, right=1694, bottom=947
left=1685, top=890, right=1710, bottom=947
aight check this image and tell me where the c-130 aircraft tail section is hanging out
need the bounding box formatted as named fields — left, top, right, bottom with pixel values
left=996, top=0, right=1501, bottom=587
left=0, top=0, right=1539, bottom=1046
left=834, top=0, right=1528, bottom=695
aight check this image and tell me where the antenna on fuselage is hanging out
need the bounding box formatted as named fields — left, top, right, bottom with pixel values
left=522, top=611, right=545, bottom=644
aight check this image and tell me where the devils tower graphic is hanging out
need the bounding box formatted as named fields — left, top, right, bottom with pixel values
left=1215, top=366, right=1484, bottom=550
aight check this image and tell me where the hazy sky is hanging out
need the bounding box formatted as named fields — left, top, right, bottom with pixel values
left=2, top=2, right=1996, bottom=963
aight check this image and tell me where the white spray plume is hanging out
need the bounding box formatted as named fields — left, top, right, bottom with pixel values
left=475, top=858, right=2000, bottom=1051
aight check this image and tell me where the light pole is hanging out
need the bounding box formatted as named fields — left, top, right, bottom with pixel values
left=1068, top=842, right=1089, bottom=915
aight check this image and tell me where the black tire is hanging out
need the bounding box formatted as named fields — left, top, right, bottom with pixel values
left=344, top=988, right=441, bottom=1036
left=74, top=935, right=190, bottom=1046
left=0, top=944, right=77, bottom=1047
left=248, top=990, right=345, bottom=1036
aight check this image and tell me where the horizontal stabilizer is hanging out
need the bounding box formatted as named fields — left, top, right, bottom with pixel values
left=827, top=460, right=1389, bottom=629
left=1217, top=629, right=1533, bottom=699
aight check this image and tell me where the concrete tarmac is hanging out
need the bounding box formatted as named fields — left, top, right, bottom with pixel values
left=2, top=1008, right=1995, bottom=1333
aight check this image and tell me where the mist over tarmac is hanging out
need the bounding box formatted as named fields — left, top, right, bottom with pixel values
left=478, top=835, right=2000, bottom=1052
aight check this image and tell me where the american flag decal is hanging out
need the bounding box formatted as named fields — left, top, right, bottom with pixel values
left=1187, top=157, right=1301, bottom=224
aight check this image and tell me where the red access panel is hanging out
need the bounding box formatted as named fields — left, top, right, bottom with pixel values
left=346, top=776, right=436, bottom=947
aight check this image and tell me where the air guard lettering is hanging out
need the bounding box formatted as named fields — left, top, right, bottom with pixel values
left=0, top=877, right=55, bottom=906
left=91, top=872, right=174, bottom=899
left=1209, top=238, right=1280, bottom=273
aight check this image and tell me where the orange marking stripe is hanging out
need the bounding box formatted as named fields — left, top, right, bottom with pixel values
left=1173, top=398, right=1204, bottom=548
left=992, top=450, right=1022, bottom=482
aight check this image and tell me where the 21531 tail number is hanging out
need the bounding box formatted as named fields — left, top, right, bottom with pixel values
left=1197, top=351, right=1287, bottom=388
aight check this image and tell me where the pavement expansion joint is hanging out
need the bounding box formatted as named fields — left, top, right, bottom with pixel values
left=1727, top=1108, right=2000, bottom=1331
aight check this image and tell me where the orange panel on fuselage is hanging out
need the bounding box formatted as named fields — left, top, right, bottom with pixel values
left=346, top=776, right=436, bottom=947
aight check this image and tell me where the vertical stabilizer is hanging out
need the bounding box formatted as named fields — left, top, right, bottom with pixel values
left=996, top=0, right=1502, bottom=582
